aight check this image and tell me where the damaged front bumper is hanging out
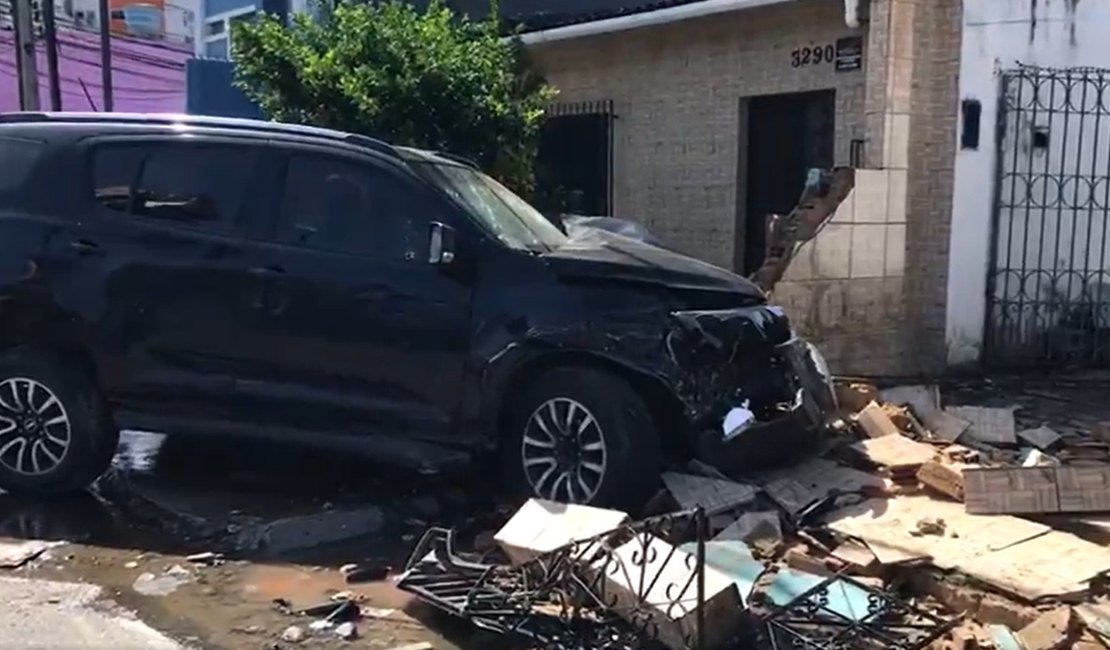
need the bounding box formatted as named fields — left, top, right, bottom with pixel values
left=667, top=306, right=836, bottom=471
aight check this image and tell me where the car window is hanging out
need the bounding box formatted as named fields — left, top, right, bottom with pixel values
left=0, top=136, right=45, bottom=197
left=277, top=154, right=429, bottom=260
left=91, top=142, right=254, bottom=234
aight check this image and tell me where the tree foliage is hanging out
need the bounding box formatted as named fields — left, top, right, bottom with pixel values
left=231, top=0, right=556, bottom=192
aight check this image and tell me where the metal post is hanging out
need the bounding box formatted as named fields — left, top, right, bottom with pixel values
left=12, top=0, right=41, bottom=111
left=97, top=0, right=113, bottom=111
left=695, top=507, right=706, bottom=650
left=42, top=0, right=62, bottom=110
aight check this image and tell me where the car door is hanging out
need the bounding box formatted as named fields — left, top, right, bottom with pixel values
left=68, top=134, right=262, bottom=419
left=230, top=146, right=474, bottom=443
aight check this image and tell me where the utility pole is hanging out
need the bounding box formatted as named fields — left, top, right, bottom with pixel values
left=12, top=0, right=41, bottom=111
left=97, top=0, right=113, bottom=111
left=42, top=0, right=62, bottom=110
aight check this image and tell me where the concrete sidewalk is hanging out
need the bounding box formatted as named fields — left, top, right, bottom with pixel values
left=0, top=575, right=182, bottom=649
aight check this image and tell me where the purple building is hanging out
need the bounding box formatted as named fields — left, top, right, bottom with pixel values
left=1, top=26, right=189, bottom=113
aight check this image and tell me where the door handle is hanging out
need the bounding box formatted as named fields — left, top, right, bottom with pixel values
left=248, top=265, right=286, bottom=277
left=70, top=239, right=100, bottom=254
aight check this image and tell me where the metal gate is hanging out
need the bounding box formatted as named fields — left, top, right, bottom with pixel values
left=986, top=65, right=1110, bottom=367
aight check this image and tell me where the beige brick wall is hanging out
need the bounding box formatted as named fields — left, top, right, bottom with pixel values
left=903, top=0, right=962, bottom=374
left=529, top=0, right=962, bottom=376
left=529, top=0, right=868, bottom=271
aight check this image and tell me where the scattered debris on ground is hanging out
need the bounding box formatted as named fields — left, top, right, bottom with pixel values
left=389, top=376, right=1110, bottom=649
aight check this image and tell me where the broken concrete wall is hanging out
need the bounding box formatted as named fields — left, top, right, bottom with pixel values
left=774, top=169, right=910, bottom=375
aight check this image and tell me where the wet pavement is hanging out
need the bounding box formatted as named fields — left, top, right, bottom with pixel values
left=0, top=370, right=1107, bottom=649
left=0, top=431, right=518, bottom=650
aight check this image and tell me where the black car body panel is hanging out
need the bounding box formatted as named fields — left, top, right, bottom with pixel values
left=0, top=112, right=832, bottom=481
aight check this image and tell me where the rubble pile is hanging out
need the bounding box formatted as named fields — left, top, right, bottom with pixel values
left=392, top=380, right=1110, bottom=649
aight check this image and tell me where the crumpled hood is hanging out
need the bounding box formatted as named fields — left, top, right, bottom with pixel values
left=542, top=227, right=766, bottom=300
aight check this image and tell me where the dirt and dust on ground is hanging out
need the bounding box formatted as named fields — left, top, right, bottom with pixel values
left=2, top=371, right=1110, bottom=650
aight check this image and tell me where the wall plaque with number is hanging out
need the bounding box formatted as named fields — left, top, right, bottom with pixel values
left=835, top=36, right=864, bottom=72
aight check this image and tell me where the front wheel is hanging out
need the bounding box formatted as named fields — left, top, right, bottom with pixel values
left=0, top=348, right=119, bottom=495
left=503, top=367, right=660, bottom=510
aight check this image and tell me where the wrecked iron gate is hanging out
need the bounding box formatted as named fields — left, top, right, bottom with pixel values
left=396, top=507, right=958, bottom=650
left=987, top=64, right=1110, bottom=367
left=398, top=508, right=715, bottom=649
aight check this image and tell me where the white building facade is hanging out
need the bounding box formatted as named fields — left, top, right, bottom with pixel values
left=948, top=0, right=1110, bottom=369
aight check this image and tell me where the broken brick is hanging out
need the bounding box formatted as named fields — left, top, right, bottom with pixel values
left=917, top=462, right=969, bottom=502
left=1016, top=608, right=1074, bottom=650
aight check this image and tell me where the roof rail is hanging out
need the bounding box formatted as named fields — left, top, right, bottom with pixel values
left=0, top=112, right=399, bottom=158
left=434, top=151, right=480, bottom=168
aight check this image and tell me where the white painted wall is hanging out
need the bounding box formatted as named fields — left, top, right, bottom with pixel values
left=947, top=0, right=1110, bottom=366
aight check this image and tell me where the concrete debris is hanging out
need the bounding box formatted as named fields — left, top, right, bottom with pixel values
left=946, top=406, right=1017, bottom=445
left=0, top=541, right=62, bottom=569
left=1016, top=608, right=1074, bottom=650
left=132, top=566, right=192, bottom=597
left=760, top=457, right=889, bottom=515
left=334, top=622, right=357, bottom=640
left=1019, top=426, right=1063, bottom=450
left=493, top=498, right=629, bottom=565
left=880, top=384, right=942, bottom=420
left=308, top=620, right=332, bottom=632
left=856, top=401, right=901, bottom=438
left=280, top=625, right=305, bottom=643
left=661, top=472, right=759, bottom=515
left=923, top=409, right=973, bottom=443
left=184, top=552, right=223, bottom=566
left=1021, top=448, right=1059, bottom=467
left=853, top=433, right=937, bottom=475
left=712, top=511, right=782, bottom=545
left=597, top=535, right=742, bottom=650
left=964, top=465, right=1110, bottom=515
left=918, top=461, right=969, bottom=501
left=911, top=517, right=947, bottom=537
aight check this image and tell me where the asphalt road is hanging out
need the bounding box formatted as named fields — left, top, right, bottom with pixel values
left=0, top=575, right=182, bottom=649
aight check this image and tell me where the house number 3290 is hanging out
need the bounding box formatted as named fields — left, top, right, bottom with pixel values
left=791, top=44, right=836, bottom=68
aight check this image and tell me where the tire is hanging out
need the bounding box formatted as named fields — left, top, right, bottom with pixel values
left=503, top=367, right=660, bottom=510
left=0, top=347, right=119, bottom=494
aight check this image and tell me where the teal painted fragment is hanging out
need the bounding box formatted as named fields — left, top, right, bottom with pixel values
left=681, top=540, right=883, bottom=622
left=987, top=624, right=1024, bottom=650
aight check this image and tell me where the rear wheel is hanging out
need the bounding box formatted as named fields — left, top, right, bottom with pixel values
left=503, top=367, right=660, bottom=509
left=0, top=348, right=119, bottom=494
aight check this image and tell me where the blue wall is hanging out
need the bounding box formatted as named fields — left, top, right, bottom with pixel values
left=205, top=0, right=255, bottom=17
left=186, top=58, right=263, bottom=118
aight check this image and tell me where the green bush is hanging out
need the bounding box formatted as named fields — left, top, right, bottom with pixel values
left=231, top=0, right=556, bottom=193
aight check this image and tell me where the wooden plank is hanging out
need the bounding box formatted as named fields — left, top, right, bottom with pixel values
left=964, top=466, right=1060, bottom=515
left=1057, top=466, right=1110, bottom=513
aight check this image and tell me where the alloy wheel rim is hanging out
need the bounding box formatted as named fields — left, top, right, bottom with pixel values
left=521, top=397, right=607, bottom=504
left=0, top=378, right=71, bottom=476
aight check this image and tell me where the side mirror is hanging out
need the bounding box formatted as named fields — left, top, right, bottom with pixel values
left=429, top=221, right=456, bottom=265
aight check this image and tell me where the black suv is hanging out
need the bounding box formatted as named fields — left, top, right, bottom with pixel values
left=0, top=112, right=834, bottom=507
